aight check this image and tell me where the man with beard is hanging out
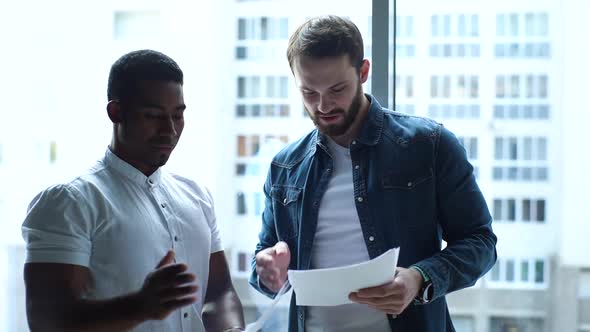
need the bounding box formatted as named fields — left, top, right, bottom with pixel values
left=250, top=16, right=497, bottom=332
left=22, top=50, right=245, bottom=332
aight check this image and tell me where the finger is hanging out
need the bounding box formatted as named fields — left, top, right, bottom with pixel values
left=258, top=266, right=281, bottom=281
left=354, top=280, right=396, bottom=298
left=356, top=294, right=404, bottom=306
left=172, top=272, right=197, bottom=286
left=159, top=284, right=199, bottom=303
left=152, top=264, right=190, bottom=285
left=256, top=253, right=275, bottom=268
left=156, top=250, right=175, bottom=268
left=275, top=242, right=290, bottom=256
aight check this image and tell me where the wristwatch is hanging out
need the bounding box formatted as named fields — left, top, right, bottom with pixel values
left=415, top=279, right=433, bottom=304
left=411, top=265, right=434, bottom=304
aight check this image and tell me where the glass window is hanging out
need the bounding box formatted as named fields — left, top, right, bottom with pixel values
left=49, top=141, right=57, bottom=164
left=509, top=137, right=518, bottom=160
left=522, top=199, right=531, bottom=221
left=537, top=137, right=547, bottom=160
left=509, top=13, right=519, bottom=36
left=535, top=260, right=545, bottom=283
left=496, top=14, right=505, bottom=36
left=494, top=137, right=504, bottom=160
left=496, top=76, right=505, bottom=98
left=237, top=192, right=246, bottom=215
left=238, top=18, right=247, bottom=40
left=536, top=200, right=546, bottom=222
left=430, top=76, right=438, bottom=97
left=471, top=15, right=479, bottom=37
left=458, top=14, right=466, bottom=37
left=237, top=135, right=247, bottom=157
left=506, top=259, right=515, bottom=281
left=491, top=261, right=501, bottom=281
left=521, top=260, right=530, bottom=282
left=507, top=199, right=516, bottom=221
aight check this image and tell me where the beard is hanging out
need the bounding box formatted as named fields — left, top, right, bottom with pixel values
left=307, top=84, right=363, bottom=137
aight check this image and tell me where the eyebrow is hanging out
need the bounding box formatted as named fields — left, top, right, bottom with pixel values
left=139, top=102, right=186, bottom=111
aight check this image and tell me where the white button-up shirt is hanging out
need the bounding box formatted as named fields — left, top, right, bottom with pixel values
left=22, top=149, right=222, bottom=331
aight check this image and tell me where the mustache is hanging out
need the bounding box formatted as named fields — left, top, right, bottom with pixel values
left=317, top=109, right=345, bottom=116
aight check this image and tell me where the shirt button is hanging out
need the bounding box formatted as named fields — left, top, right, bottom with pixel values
left=161, top=202, right=167, bottom=208
left=174, top=236, right=179, bottom=242
left=354, top=165, right=360, bottom=170
left=283, top=198, right=288, bottom=204
left=357, top=197, right=364, bottom=202
left=299, top=313, right=304, bottom=320
left=313, top=201, right=319, bottom=207
left=183, top=312, right=188, bottom=318
left=148, top=179, right=153, bottom=185
left=352, top=140, right=357, bottom=145
left=407, top=182, right=413, bottom=187
left=369, top=236, right=375, bottom=242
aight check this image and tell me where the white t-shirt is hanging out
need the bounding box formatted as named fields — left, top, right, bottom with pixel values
left=22, top=149, right=223, bottom=332
left=305, top=138, right=390, bottom=332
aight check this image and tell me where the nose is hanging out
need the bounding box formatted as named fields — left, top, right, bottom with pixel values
left=317, top=94, right=333, bottom=114
left=160, top=116, right=178, bottom=136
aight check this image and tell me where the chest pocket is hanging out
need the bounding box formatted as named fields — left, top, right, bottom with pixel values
left=382, top=168, right=433, bottom=190
left=381, top=168, right=435, bottom=229
left=270, top=185, right=302, bottom=240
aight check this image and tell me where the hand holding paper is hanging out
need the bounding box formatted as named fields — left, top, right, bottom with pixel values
left=349, top=265, right=423, bottom=315
left=287, top=248, right=400, bottom=306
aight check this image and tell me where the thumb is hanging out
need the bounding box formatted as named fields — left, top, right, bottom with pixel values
left=274, top=241, right=290, bottom=256
left=156, top=250, right=175, bottom=268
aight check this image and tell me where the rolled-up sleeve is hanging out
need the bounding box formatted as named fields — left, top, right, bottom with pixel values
left=22, top=184, right=93, bottom=267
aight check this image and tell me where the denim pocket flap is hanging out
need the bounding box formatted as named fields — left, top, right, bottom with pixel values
left=382, top=168, right=433, bottom=190
left=270, top=186, right=302, bottom=206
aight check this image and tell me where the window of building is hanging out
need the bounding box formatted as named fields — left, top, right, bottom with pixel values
left=429, top=75, right=480, bottom=119
left=237, top=192, right=247, bottom=215
left=49, top=141, right=57, bottom=164
left=488, top=258, right=549, bottom=288
left=235, top=17, right=289, bottom=60
left=493, top=136, right=549, bottom=181
left=234, top=250, right=255, bottom=278
left=452, top=315, right=475, bottom=332
left=493, top=198, right=546, bottom=223
left=236, top=76, right=290, bottom=118
left=495, top=12, right=551, bottom=58
left=490, top=317, right=545, bottom=332
left=430, top=14, right=480, bottom=58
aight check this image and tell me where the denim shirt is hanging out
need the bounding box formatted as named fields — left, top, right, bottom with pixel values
left=249, top=95, right=497, bottom=332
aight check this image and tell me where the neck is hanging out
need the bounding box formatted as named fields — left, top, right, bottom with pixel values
left=329, top=95, right=371, bottom=147
left=109, top=139, right=157, bottom=177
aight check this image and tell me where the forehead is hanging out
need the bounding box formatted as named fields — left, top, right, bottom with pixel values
left=292, top=55, right=357, bottom=89
left=132, top=80, right=184, bottom=104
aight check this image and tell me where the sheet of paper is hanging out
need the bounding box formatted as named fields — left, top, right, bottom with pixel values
left=287, top=247, right=399, bottom=306
left=245, top=281, right=291, bottom=332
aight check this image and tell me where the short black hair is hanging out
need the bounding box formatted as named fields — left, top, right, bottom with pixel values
left=287, top=15, right=364, bottom=71
left=107, top=49, right=183, bottom=102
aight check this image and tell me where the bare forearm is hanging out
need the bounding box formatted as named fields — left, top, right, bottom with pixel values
left=202, top=290, right=245, bottom=332
left=28, top=292, right=145, bottom=332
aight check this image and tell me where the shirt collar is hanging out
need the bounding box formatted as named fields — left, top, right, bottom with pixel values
left=103, top=148, right=162, bottom=187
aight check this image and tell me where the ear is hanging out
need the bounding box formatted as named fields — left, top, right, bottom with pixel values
left=359, top=59, right=370, bottom=84
left=106, top=100, right=123, bottom=124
